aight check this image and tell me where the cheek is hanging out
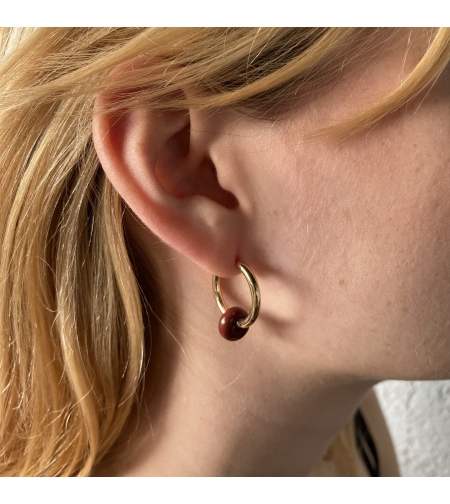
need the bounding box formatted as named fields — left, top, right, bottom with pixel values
left=316, top=132, right=450, bottom=380
left=255, top=116, right=450, bottom=380
left=366, top=114, right=450, bottom=376
left=347, top=187, right=450, bottom=380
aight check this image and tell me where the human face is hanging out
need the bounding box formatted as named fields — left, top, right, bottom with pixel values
left=209, top=29, right=450, bottom=381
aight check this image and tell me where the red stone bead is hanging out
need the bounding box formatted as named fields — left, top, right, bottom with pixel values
left=219, top=307, right=249, bottom=341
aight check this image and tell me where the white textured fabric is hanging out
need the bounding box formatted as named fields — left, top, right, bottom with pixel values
left=375, top=380, right=450, bottom=476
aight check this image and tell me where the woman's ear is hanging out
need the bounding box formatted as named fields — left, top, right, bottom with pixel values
left=92, top=59, right=243, bottom=277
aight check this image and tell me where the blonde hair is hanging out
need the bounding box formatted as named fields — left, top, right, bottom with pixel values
left=0, top=28, right=448, bottom=476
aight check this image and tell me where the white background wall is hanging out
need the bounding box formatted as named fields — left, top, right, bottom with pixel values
left=375, top=380, right=450, bottom=476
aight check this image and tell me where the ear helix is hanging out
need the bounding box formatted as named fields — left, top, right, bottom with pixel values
left=212, top=261, right=261, bottom=341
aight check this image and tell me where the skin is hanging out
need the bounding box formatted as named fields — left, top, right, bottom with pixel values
left=92, top=29, right=450, bottom=475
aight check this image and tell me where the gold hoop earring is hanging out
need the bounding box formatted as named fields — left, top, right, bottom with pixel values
left=212, top=261, right=261, bottom=341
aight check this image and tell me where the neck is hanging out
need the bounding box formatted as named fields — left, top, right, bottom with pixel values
left=142, top=367, right=372, bottom=477
left=96, top=337, right=374, bottom=476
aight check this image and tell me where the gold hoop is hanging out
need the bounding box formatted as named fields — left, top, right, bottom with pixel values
left=212, top=261, right=261, bottom=329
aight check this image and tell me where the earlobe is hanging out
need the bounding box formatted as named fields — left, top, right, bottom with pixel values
left=92, top=60, right=242, bottom=277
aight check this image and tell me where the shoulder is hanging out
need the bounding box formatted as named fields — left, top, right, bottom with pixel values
left=309, top=387, right=400, bottom=477
left=358, top=387, right=400, bottom=476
